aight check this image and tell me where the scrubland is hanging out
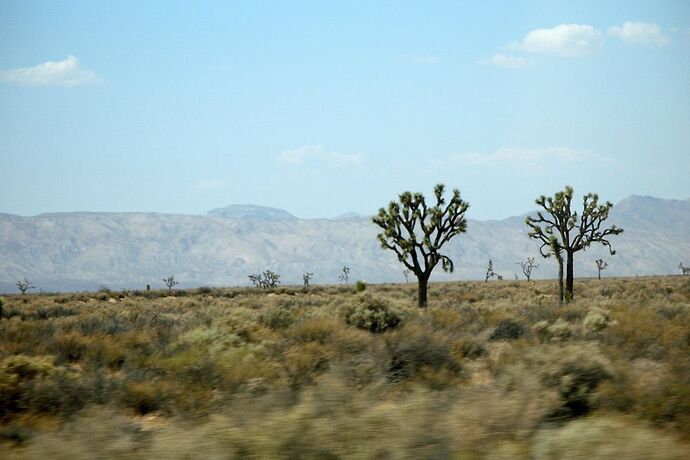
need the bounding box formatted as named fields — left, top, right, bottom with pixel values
left=1, top=276, right=689, bottom=459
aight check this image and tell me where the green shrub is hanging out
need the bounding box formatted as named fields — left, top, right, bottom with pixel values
left=355, top=280, right=367, bottom=292
left=344, top=296, right=401, bottom=333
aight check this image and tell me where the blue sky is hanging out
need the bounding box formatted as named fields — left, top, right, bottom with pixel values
left=1, top=1, right=689, bottom=220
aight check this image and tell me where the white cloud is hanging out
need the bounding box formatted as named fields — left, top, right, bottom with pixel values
left=479, top=53, right=531, bottom=69
left=278, top=145, right=363, bottom=166
left=0, top=55, right=102, bottom=86
left=608, top=22, right=668, bottom=46
left=447, top=147, right=594, bottom=166
left=402, top=53, right=439, bottom=65
left=510, top=24, right=603, bottom=57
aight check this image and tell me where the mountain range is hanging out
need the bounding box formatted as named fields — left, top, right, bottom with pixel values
left=1, top=196, right=688, bottom=293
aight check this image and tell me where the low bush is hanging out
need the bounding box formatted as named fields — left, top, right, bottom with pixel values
left=343, top=296, right=401, bottom=333
left=387, top=326, right=463, bottom=386
left=489, top=319, right=525, bottom=341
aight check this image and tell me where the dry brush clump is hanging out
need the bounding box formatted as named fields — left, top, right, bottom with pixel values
left=0, top=276, right=689, bottom=457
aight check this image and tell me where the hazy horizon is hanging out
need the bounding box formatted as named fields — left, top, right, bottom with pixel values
left=1, top=193, right=689, bottom=221
left=2, top=1, right=689, bottom=220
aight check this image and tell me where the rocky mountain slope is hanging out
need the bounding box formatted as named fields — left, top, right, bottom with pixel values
left=1, top=197, right=688, bottom=292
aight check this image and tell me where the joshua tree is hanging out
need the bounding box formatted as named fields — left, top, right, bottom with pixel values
left=373, top=183, right=469, bottom=307
left=303, top=272, right=314, bottom=287
left=163, top=275, right=179, bottom=291
left=402, top=269, right=411, bottom=283
left=526, top=186, right=623, bottom=303
left=517, top=257, right=539, bottom=282
left=339, top=266, right=350, bottom=285
left=249, top=270, right=281, bottom=288
left=16, top=277, right=35, bottom=295
left=485, top=259, right=501, bottom=282
left=679, top=263, right=690, bottom=276
left=595, top=259, right=608, bottom=280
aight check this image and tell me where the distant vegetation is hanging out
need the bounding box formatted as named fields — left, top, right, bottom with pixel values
left=1, top=277, right=689, bottom=457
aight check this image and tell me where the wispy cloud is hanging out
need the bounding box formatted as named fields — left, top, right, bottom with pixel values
left=509, top=24, right=603, bottom=57
left=0, top=56, right=102, bottom=86
left=277, top=145, right=363, bottom=166
left=402, top=53, right=439, bottom=65
left=445, top=147, right=595, bottom=166
left=478, top=53, right=531, bottom=69
left=608, top=22, right=668, bottom=47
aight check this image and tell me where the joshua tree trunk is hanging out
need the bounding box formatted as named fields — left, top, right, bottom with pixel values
left=417, top=272, right=429, bottom=308
left=565, top=250, right=575, bottom=302
left=552, top=249, right=564, bottom=303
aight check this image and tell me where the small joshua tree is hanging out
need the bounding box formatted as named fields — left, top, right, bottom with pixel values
left=526, top=186, right=623, bottom=303
left=373, top=184, right=469, bottom=307
left=484, top=259, right=498, bottom=283
left=402, top=269, right=411, bottom=283
left=517, top=257, right=539, bottom=282
left=249, top=270, right=281, bottom=288
left=163, top=275, right=179, bottom=291
left=303, top=272, right=314, bottom=287
left=679, top=263, right=690, bottom=276
left=595, top=259, right=608, bottom=280
left=16, top=277, right=35, bottom=295
left=339, top=266, right=351, bottom=285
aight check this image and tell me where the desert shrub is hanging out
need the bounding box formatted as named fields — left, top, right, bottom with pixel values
left=77, top=314, right=131, bottom=336
left=489, top=319, right=525, bottom=341
left=583, top=307, right=614, bottom=332
left=197, top=286, right=213, bottom=294
left=387, top=326, right=463, bottom=386
left=23, top=369, right=95, bottom=416
left=34, top=305, right=78, bottom=319
left=260, top=305, right=296, bottom=330
left=282, top=342, right=332, bottom=389
left=287, top=316, right=342, bottom=344
left=0, top=355, right=55, bottom=417
left=123, top=381, right=166, bottom=415
left=343, top=296, right=401, bottom=333
left=533, top=319, right=576, bottom=343
left=538, top=345, right=614, bottom=420
left=0, top=423, right=32, bottom=446
left=533, top=415, right=689, bottom=459
left=53, top=332, right=91, bottom=363
left=455, top=336, right=487, bottom=359
left=355, top=280, right=367, bottom=292
left=0, top=354, right=114, bottom=418
left=23, top=406, right=149, bottom=459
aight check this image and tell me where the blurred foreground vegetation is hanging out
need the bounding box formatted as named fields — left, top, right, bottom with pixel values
left=1, top=276, right=689, bottom=458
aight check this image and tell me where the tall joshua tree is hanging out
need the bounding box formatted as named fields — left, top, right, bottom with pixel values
left=373, top=184, right=469, bottom=307
left=526, top=186, right=623, bottom=303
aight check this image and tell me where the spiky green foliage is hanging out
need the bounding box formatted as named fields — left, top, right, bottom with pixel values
left=526, top=186, right=623, bottom=302
left=372, top=184, right=469, bottom=307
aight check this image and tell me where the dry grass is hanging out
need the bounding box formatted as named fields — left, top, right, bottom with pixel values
left=1, top=276, right=689, bottom=458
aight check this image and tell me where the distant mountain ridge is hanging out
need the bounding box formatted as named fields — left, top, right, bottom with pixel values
left=0, top=195, right=688, bottom=292
left=208, top=204, right=296, bottom=220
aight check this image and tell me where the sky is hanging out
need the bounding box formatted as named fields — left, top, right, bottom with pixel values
left=1, top=1, right=689, bottom=220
